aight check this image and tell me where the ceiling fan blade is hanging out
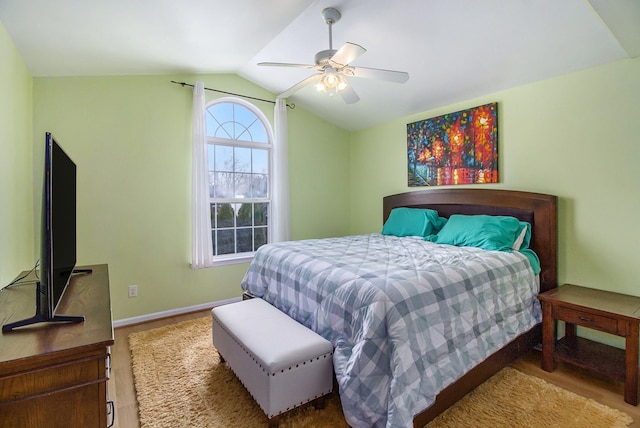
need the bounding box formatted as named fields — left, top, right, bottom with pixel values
left=258, top=62, right=317, bottom=69
left=340, top=82, right=360, bottom=104
left=330, top=42, right=366, bottom=67
left=277, top=74, right=322, bottom=99
left=348, top=66, right=409, bottom=83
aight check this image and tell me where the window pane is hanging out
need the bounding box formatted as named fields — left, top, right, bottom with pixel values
left=235, top=123, right=252, bottom=142
left=237, top=228, right=252, bottom=252
left=235, top=147, right=251, bottom=173
left=216, top=122, right=235, bottom=139
left=206, top=108, right=228, bottom=138
left=255, top=203, right=268, bottom=226
left=251, top=174, right=268, bottom=198
left=208, top=172, right=215, bottom=197
left=235, top=173, right=251, bottom=198
left=213, top=172, right=233, bottom=198
left=216, top=203, right=235, bottom=228
left=254, top=227, right=268, bottom=249
left=248, top=121, right=268, bottom=143
left=215, top=145, right=233, bottom=172
left=253, top=149, right=268, bottom=174
left=234, top=104, right=252, bottom=122
left=216, top=229, right=235, bottom=255
left=207, top=145, right=215, bottom=171
left=234, top=105, right=253, bottom=140
left=209, top=103, right=233, bottom=124
left=237, top=203, right=252, bottom=227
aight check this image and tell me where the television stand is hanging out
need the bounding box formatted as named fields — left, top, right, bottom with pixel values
left=1, top=281, right=84, bottom=332
left=0, top=264, right=113, bottom=428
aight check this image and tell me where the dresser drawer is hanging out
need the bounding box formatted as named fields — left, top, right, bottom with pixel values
left=556, top=306, right=618, bottom=335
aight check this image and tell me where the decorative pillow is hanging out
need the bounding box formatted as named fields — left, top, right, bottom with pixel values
left=428, top=214, right=522, bottom=251
left=381, top=208, right=446, bottom=238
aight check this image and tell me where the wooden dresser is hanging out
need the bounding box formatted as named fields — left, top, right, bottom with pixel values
left=0, top=264, right=114, bottom=427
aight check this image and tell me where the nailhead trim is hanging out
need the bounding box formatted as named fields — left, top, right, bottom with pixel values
left=213, top=316, right=333, bottom=375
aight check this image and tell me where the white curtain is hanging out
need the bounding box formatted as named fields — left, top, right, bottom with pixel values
left=191, top=81, right=214, bottom=268
left=272, top=99, right=290, bottom=242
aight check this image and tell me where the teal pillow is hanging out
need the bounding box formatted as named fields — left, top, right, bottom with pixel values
left=428, top=214, right=521, bottom=251
left=381, top=208, right=446, bottom=237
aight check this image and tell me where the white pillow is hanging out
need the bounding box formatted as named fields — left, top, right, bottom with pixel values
left=512, top=224, right=529, bottom=250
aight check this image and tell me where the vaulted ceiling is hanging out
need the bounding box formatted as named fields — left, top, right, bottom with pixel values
left=1, top=0, right=638, bottom=131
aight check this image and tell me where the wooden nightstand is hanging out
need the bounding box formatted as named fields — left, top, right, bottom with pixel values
left=538, top=284, right=640, bottom=405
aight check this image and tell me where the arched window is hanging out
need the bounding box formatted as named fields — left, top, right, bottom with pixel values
left=205, top=98, right=273, bottom=261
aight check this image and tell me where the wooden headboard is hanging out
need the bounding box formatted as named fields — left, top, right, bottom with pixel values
left=383, top=189, right=558, bottom=293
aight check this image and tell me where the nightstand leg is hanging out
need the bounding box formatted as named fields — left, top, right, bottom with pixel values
left=625, top=321, right=639, bottom=405
left=564, top=322, right=577, bottom=349
left=541, top=301, right=556, bottom=372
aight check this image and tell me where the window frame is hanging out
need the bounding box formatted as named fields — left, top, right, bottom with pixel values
left=205, top=97, right=274, bottom=266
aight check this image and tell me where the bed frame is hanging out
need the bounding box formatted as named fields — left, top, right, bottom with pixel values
left=382, top=188, right=557, bottom=427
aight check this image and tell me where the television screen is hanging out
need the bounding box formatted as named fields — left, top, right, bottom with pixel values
left=42, top=132, right=77, bottom=317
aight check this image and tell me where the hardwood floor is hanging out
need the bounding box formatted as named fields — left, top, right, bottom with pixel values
left=513, top=353, right=640, bottom=427
left=108, top=309, right=212, bottom=428
left=109, top=312, right=640, bottom=427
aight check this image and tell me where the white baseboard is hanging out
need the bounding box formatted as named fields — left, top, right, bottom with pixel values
left=113, top=296, right=242, bottom=328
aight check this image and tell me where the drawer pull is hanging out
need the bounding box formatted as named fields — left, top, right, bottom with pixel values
left=578, top=316, right=594, bottom=322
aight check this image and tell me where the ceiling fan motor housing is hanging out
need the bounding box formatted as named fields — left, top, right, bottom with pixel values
left=315, top=49, right=338, bottom=66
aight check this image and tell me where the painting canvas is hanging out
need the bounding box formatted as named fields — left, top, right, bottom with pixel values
left=407, top=102, right=498, bottom=186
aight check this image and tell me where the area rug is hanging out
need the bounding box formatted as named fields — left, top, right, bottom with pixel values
left=129, top=316, right=633, bottom=428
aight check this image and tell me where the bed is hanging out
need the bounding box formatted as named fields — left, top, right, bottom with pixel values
left=241, top=188, right=557, bottom=427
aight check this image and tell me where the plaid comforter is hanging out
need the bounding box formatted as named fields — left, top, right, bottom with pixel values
left=241, top=234, right=541, bottom=428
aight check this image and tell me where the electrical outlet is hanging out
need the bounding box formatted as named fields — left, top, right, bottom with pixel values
left=128, top=284, right=138, bottom=298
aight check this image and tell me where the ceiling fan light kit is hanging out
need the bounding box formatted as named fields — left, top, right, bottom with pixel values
left=258, top=6, right=409, bottom=104
left=315, top=67, right=348, bottom=96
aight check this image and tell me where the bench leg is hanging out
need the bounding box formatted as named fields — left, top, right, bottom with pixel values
left=267, top=415, right=280, bottom=428
left=313, top=395, right=326, bottom=409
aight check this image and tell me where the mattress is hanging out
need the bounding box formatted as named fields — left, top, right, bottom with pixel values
left=241, top=233, right=541, bottom=428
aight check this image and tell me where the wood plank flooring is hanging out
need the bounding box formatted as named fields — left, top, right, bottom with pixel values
left=108, top=309, right=211, bottom=428
left=109, top=311, right=640, bottom=427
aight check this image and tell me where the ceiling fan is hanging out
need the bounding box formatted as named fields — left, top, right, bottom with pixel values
left=258, top=7, right=409, bottom=104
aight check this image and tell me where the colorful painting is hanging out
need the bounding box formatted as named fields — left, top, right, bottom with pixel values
left=407, top=102, right=498, bottom=186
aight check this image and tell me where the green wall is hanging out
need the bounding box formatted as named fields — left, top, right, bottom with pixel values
left=288, top=106, right=352, bottom=240
left=350, top=57, right=640, bottom=347
left=32, top=74, right=350, bottom=320
left=0, top=22, right=33, bottom=287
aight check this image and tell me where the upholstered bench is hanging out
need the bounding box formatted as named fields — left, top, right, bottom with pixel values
left=211, top=298, right=334, bottom=427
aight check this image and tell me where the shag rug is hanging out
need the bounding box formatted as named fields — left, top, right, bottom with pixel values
left=129, top=316, right=633, bottom=428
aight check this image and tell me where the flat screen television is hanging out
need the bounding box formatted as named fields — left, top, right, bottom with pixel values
left=2, top=132, right=86, bottom=332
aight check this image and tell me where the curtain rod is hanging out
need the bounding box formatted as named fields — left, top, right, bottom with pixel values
left=170, top=80, right=295, bottom=109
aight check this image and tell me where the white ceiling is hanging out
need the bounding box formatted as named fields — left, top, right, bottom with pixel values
left=1, top=0, right=638, bottom=131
